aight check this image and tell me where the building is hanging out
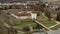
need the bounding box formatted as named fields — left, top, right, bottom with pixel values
left=31, top=9, right=37, bottom=20
left=8, top=9, right=37, bottom=20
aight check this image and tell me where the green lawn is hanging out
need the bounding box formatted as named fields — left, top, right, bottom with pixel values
left=16, top=21, right=36, bottom=28
left=51, top=24, right=60, bottom=30
left=41, top=20, right=57, bottom=27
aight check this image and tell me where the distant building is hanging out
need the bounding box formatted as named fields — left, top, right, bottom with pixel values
left=0, top=0, right=43, bottom=5
left=27, top=1, right=39, bottom=4
left=44, top=0, right=59, bottom=2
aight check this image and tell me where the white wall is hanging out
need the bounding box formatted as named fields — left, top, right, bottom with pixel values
left=31, top=13, right=37, bottom=20
left=19, top=16, right=31, bottom=19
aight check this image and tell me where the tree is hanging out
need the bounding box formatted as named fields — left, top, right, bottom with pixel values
left=45, top=8, right=51, bottom=20
left=8, top=27, right=17, bottom=34
left=34, top=23, right=43, bottom=29
left=9, top=5, right=12, bottom=9
left=23, top=26, right=30, bottom=32
left=56, top=8, right=60, bottom=21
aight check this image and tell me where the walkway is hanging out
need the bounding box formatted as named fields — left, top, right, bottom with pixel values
left=49, top=24, right=59, bottom=28
left=35, top=20, right=60, bottom=31
left=49, top=19, right=60, bottom=28
left=35, top=20, right=52, bottom=31
left=56, top=21, right=60, bottom=24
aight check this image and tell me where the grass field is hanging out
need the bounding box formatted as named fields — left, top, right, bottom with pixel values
left=16, top=21, right=36, bottom=28
left=51, top=24, right=60, bottom=30
left=40, top=20, right=57, bottom=27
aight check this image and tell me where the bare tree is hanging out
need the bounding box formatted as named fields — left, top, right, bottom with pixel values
left=45, top=8, right=51, bottom=20
left=56, top=8, right=60, bottom=21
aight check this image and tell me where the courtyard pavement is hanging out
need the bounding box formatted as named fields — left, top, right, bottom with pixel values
left=47, top=29, right=60, bottom=34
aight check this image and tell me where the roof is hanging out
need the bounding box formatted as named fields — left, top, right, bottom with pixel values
left=9, top=9, right=30, bottom=16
